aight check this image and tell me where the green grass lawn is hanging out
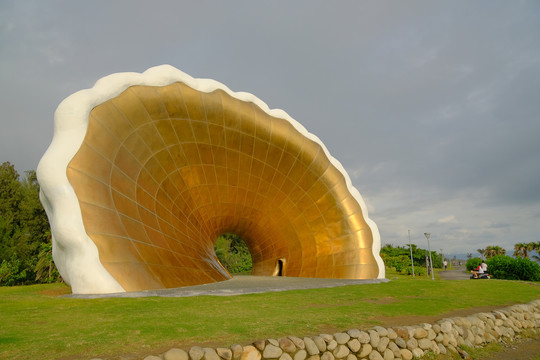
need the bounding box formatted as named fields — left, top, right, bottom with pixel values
left=1, top=270, right=539, bottom=360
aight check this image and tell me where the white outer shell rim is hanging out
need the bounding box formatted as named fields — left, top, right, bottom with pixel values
left=37, top=64, right=385, bottom=294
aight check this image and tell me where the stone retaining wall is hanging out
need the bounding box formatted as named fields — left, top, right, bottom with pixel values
left=93, top=299, right=540, bottom=360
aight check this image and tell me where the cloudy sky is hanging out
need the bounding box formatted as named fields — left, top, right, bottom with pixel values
left=1, top=1, right=539, bottom=257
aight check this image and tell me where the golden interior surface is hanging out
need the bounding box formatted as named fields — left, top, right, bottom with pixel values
left=67, top=83, right=379, bottom=291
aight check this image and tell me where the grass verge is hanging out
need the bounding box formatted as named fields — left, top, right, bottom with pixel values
left=1, top=270, right=539, bottom=360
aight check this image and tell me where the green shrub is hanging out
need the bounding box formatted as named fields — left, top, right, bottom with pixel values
left=0, top=254, right=28, bottom=286
left=214, top=234, right=253, bottom=274
left=487, top=255, right=540, bottom=281
left=466, top=257, right=482, bottom=271
left=402, top=266, right=425, bottom=276
left=384, top=255, right=411, bottom=273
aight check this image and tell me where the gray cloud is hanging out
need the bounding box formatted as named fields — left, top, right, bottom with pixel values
left=1, top=0, right=539, bottom=256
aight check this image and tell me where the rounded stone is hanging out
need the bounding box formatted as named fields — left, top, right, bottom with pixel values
left=394, top=328, right=409, bottom=340
left=320, top=334, right=334, bottom=343
left=376, top=337, right=389, bottom=353
left=438, top=343, right=447, bottom=355
left=394, top=337, right=406, bottom=349
left=405, top=338, right=417, bottom=350
left=289, top=336, right=306, bottom=350
left=144, top=357, right=162, bottom=360
left=294, top=350, right=307, bottom=360
left=326, top=340, right=337, bottom=351
left=358, top=344, right=372, bottom=358
left=414, top=328, right=428, bottom=339
left=268, top=339, right=279, bottom=347
left=164, top=348, right=189, bottom=360
left=217, top=348, right=232, bottom=360
left=357, top=331, right=371, bottom=344
left=312, top=336, right=326, bottom=352
left=332, top=345, right=350, bottom=359
left=386, top=328, right=397, bottom=340
left=279, top=338, right=297, bottom=353
left=253, top=340, right=266, bottom=351
left=368, top=350, right=384, bottom=360
left=369, top=330, right=380, bottom=348
left=263, top=345, right=283, bottom=359
left=204, top=347, right=220, bottom=360
left=373, top=326, right=388, bottom=337
left=241, top=346, right=261, bottom=360
left=400, top=349, right=413, bottom=360
left=334, top=333, right=350, bottom=345
left=304, top=337, right=320, bottom=355
left=346, top=355, right=356, bottom=360
left=387, top=342, right=400, bottom=358
left=417, top=339, right=431, bottom=350
left=411, top=348, right=424, bottom=358
left=231, top=345, right=244, bottom=360
left=279, top=353, right=293, bottom=360
left=320, top=351, right=334, bottom=360
left=347, top=329, right=361, bottom=338
left=346, top=339, right=360, bottom=353
left=431, top=341, right=440, bottom=355
left=383, top=348, right=394, bottom=360
left=474, top=335, right=483, bottom=345
left=190, top=347, right=205, bottom=360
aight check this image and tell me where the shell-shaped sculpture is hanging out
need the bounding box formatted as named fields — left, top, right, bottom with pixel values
left=37, top=65, right=385, bottom=294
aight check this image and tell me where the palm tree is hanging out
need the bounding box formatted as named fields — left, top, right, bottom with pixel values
left=484, top=245, right=506, bottom=259
left=477, top=248, right=485, bottom=259
left=529, top=242, right=540, bottom=262
left=513, top=243, right=533, bottom=258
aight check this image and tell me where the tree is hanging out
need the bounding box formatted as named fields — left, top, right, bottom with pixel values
left=0, top=162, right=55, bottom=285
left=214, top=234, right=252, bottom=274
left=380, top=243, right=440, bottom=275
left=513, top=243, right=533, bottom=259
left=34, top=236, right=60, bottom=283
left=0, top=162, right=23, bottom=262
left=484, top=245, right=506, bottom=259
left=477, top=248, right=485, bottom=260
left=531, top=242, right=540, bottom=262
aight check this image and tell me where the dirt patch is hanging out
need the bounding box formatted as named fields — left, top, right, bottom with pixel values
left=36, top=287, right=72, bottom=297
left=364, top=296, right=398, bottom=304
left=373, top=304, right=521, bottom=328
left=482, top=335, right=540, bottom=360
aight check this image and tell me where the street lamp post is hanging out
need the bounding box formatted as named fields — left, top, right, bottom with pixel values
left=408, top=230, right=415, bottom=278
left=425, top=232, right=435, bottom=280
left=425, top=249, right=429, bottom=277
left=440, top=248, right=444, bottom=270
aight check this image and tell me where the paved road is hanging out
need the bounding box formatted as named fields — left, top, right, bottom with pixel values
left=438, top=266, right=471, bottom=280
left=67, top=275, right=389, bottom=299
left=66, top=266, right=473, bottom=299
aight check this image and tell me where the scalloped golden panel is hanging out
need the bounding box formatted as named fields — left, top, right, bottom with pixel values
left=67, top=83, right=378, bottom=291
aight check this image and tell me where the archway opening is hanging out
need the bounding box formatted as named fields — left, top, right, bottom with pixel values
left=214, top=234, right=253, bottom=275
left=272, top=258, right=286, bottom=276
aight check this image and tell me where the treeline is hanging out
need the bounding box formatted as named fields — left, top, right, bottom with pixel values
left=0, top=161, right=59, bottom=285
left=380, top=243, right=443, bottom=276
